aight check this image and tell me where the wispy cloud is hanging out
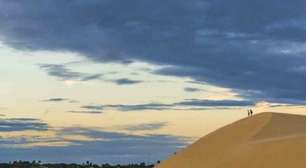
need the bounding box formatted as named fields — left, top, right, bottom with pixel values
left=81, top=103, right=171, bottom=112
left=81, top=105, right=104, bottom=110
left=184, top=87, right=202, bottom=92
left=68, top=110, right=103, bottom=114
left=0, top=118, right=48, bottom=132
left=39, top=64, right=143, bottom=86
left=175, top=99, right=255, bottom=107
left=43, top=98, right=67, bottom=102
left=81, top=74, right=104, bottom=81
left=113, top=78, right=143, bottom=85
left=42, top=98, right=78, bottom=103
left=123, top=122, right=168, bottom=131
left=39, top=64, right=103, bottom=81
left=80, top=99, right=255, bottom=112
left=107, top=103, right=172, bottom=111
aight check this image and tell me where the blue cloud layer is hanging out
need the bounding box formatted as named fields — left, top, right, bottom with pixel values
left=0, top=126, right=187, bottom=164
left=0, top=117, right=187, bottom=164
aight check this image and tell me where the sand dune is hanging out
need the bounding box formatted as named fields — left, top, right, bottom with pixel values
left=156, top=112, right=306, bottom=168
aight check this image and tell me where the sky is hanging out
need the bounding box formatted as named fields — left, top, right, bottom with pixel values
left=1, top=0, right=306, bottom=164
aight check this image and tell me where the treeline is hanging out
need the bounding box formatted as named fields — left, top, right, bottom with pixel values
left=0, top=161, right=156, bottom=168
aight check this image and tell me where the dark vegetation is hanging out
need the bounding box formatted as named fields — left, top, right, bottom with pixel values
left=0, top=161, right=156, bottom=168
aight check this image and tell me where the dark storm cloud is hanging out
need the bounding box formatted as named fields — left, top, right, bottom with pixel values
left=1, top=0, right=306, bottom=103
left=39, top=64, right=103, bottom=81
left=0, top=127, right=188, bottom=164
left=0, top=118, right=48, bottom=132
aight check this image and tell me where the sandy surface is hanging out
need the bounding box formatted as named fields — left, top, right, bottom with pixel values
left=156, top=112, right=306, bottom=168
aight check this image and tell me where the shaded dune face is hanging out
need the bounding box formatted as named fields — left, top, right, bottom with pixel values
left=156, top=112, right=306, bottom=168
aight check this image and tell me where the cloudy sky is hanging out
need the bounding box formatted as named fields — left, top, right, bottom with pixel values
left=1, top=0, right=306, bottom=164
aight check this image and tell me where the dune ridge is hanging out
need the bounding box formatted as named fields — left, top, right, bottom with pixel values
left=156, top=112, right=306, bottom=168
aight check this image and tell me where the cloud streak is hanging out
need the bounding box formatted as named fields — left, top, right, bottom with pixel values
left=39, top=64, right=143, bottom=85
left=123, top=122, right=168, bottom=131
left=68, top=110, right=103, bottom=114
left=42, top=97, right=78, bottom=103
left=39, top=64, right=103, bottom=81
left=0, top=118, right=48, bottom=132
left=81, top=99, right=255, bottom=112
left=81, top=105, right=104, bottom=110
left=113, top=78, right=143, bottom=85
left=175, top=99, right=255, bottom=107
left=184, top=87, right=202, bottom=92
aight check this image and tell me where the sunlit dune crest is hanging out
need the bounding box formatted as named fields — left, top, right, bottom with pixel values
left=156, top=112, right=306, bottom=168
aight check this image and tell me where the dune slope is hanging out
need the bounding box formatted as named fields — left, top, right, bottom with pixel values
left=156, top=112, right=306, bottom=168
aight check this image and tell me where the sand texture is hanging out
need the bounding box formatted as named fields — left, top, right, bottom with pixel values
left=156, top=112, right=306, bottom=168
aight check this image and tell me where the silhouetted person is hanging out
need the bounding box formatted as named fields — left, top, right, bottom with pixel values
left=247, top=109, right=250, bottom=117
left=250, top=109, right=253, bottom=116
